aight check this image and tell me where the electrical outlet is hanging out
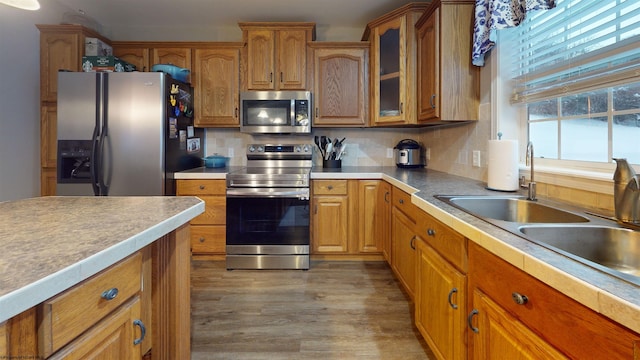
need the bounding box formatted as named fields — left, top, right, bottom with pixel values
left=472, top=150, right=481, bottom=167
left=386, top=148, right=393, bottom=158
left=228, top=147, right=234, bottom=158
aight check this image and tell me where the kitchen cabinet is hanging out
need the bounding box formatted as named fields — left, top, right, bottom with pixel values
left=377, top=181, right=392, bottom=262
left=468, top=242, right=640, bottom=359
left=309, top=42, right=369, bottom=127
left=177, top=179, right=226, bottom=257
left=415, top=211, right=467, bottom=360
left=363, top=3, right=429, bottom=126
left=193, top=45, right=242, bottom=127
left=112, top=43, right=150, bottom=71
left=37, top=25, right=110, bottom=196
left=239, top=22, right=315, bottom=90
left=312, top=180, right=350, bottom=253
left=415, top=0, right=479, bottom=124
left=357, top=180, right=382, bottom=253
left=390, top=186, right=418, bottom=299
left=152, top=46, right=191, bottom=72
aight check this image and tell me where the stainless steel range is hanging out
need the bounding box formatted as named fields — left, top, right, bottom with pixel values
left=225, top=144, right=313, bottom=270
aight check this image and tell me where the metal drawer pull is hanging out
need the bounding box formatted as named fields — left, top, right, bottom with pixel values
left=133, top=319, right=147, bottom=345
left=427, top=228, right=436, bottom=236
left=410, top=236, right=416, bottom=250
left=399, top=199, right=404, bottom=204
left=468, top=309, right=479, bottom=333
left=101, top=288, right=119, bottom=301
left=447, top=288, right=458, bottom=309
left=199, top=185, right=205, bottom=190
left=327, top=185, right=333, bottom=190
left=199, top=237, right=206, bottom=243
left=512, top=292, right=529, bottom=305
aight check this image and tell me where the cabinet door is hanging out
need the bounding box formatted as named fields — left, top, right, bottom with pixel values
left=190, top=225, right=226, bottom=254
left=357, top=180, right=380, bottom=253
left=152, top=48, right=192, bottom=80
left=371, top=16, right=407, bottom=125
left=193, top=47, right=240, bottom=127
left=40, top=32, right=81, bottom=102
left=246, top=30, right=275, bottom=90
left=416, top=239, right=466, bottom=360
left=417, top=8, right=439, bottom=122
left=312, top=45, right=368, bottom=126
left=277, top=29, right=307, bottom=90
left=312, top=196, right=349, bottom=253
left=113, top=46, right=150, bottom=71
left=391, top=206, right=416, bottom=299
left=470, top=289, right=567, bottom=360
left=48, top=298, right=143, bottom=360
left=378, top=181, right=392, bottom=262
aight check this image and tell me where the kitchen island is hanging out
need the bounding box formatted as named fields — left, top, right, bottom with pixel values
left=0, top=196, right=204, bottom=359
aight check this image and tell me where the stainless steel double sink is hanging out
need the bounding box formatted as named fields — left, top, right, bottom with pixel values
left=435, top=195, right=640, bottom=286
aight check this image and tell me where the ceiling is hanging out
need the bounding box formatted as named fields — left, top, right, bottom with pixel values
left=54, top=0, right=428, bottom=40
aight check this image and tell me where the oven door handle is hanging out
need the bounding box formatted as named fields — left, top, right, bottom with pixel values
left=226, top=188, right=310, bottom=199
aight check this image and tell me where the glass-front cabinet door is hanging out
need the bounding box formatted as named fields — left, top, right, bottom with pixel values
left=373, top=16, right=406, bottom=125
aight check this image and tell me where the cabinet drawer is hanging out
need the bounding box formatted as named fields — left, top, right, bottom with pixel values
left=416, top=211, right=467, bottom=272
left=313, top=180, right=348, bottom=195
left=177, top=179, right=226, bottom=195
left=392, top=186, right=417, bottom=219
left=191, top=225, right=226, bottom=254
left=190, top=195, right=226, bottom=225
left=470, top=243, right=640, bottom=359
left=39, top=253, right=142, bottom=357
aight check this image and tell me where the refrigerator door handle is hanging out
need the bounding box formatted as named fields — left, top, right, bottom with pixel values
left=97, top=74, right=110, bottom=196
left=90, top=73, right=101, bottom=196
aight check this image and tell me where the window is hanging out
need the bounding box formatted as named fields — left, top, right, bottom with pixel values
left=503, top=0, right=640, bottom=165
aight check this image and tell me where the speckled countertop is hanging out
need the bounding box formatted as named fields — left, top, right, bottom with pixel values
left=178, top=165, right=640, bottom=333
left=0, top=196, right=204, bottom=323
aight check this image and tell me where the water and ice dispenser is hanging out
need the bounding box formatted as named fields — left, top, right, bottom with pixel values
left=57, top=140, right=93, bottom=183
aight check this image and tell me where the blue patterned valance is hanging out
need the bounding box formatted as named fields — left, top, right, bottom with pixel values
left=472, top=0, right=556, bottom=66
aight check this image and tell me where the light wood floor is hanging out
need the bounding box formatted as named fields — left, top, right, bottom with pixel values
left=191, top=260, right=435, bottom=359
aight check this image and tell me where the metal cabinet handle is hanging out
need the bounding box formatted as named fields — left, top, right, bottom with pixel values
left=316, top=107, right=319, bottom=118
left=447, top=288, right=458, bottom=309
left=235, top=107, right=239, bottom=118
left=399, top=199, right=404, bottom=204
left=199, top=185, right=205, bottom=190
left=410, top=235, right=416, bottom=250
left=427, top=228, right=435, bottom=237
left=133, top=319, right=146, bottom=345
left=430, top=94, right=436, bottom=109
left=384, top=191, right=390, bottom=203
left=327, top=185, right=333, bottom=190
left=199, top=237, right=205, bottom=243
left=512, top=292, right=529, bottom=305
left=468, top=309, right=479, bottom=333
left=270, top=72, right=273, bottom=83
left=101, top=288, right=119, bottom=301
left=400, top=102, right=404, bottom=114
left=280, top=72, right=283, bottom=83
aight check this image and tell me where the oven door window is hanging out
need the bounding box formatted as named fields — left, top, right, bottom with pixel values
left=242, top=100, right=291, bottom=127
left=227, top=197, right=310, bottom=246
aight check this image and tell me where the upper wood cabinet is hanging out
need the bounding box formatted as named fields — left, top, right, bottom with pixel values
left=363, top=3, right=429, bottom=126
left=416, top=0, right=479, bottom=123
left=193, top=45, right=242, bottom=127
left=239, top=22, right=315, bottom=90
left=112, top=43, right=150, bottom=71
left=309, top=42, right=369, bottom=127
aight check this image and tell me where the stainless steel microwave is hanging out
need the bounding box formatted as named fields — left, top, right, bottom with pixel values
left=240, top=91, right=312, bottom=134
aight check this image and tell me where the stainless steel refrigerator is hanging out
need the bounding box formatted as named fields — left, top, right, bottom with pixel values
left=56, top=71, right=204, bottom=196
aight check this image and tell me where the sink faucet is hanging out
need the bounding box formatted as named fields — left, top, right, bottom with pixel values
left=520, top=141, right=536, bottom=201
left=613, top=158, right=640, bottom=224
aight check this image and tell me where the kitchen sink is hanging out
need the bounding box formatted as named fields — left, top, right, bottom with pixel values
left=435, top=195, right=590, bottom=223
left=519, top=225, right=640, bottom=284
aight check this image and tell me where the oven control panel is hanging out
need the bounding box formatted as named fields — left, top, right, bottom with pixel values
left=247, top=144, right=313, bottom=155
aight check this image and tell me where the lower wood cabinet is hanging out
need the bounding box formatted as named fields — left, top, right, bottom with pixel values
left=377, top=181, right=392, bottom=262
left=311, top=179, right=384, bottom=257
left=390, top=187, right=418, bottom=299
left=468, top=242, right=640, bottom=359
left=176, top=179, right=226, bottom=257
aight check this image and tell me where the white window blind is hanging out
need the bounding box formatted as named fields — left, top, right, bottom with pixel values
left=507, top=0, right=640, bottom=104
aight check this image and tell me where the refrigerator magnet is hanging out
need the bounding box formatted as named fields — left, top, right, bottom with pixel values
left=187, top=126, right=194, bottom=138
left=187, top=138, right=200, bottom=153
left=169, top=118, right=177, bottom=139
left=179, top=130, right=186, bottom=150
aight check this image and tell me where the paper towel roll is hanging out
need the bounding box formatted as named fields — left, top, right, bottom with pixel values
left=487, top=139, right=519, bottom=191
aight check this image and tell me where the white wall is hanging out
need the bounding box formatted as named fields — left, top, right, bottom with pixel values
left=0, top=2, right=71, bottom=201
